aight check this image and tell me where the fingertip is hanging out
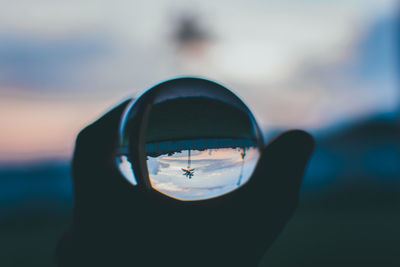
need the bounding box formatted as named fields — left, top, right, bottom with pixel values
left=273, top=129, right=315, bottom=157
left=246, top=129, right=315, bottom=194
left=73, top=99, right=133, bottom=160
left=77, top=99, right=133, bottom=141
left=91, top=99, right=133, bottom=129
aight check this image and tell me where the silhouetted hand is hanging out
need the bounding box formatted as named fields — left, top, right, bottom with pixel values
left=57, top=100, right=315, bottom=267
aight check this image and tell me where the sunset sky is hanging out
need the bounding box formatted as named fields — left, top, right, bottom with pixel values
left=0, top=0, right=398, bottom=163
left=147, top=148, right=259, bottom=200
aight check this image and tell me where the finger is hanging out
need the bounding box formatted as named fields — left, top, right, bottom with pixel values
left=71, top=99, right=135, bottom=221
left=247, top=130, right=315, bottom=202
left=72, top=99, right=133, bottom=200
left=73, top=99, right=133, bottom=167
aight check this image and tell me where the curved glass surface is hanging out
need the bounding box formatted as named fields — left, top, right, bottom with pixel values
left=117, top=78, right=262, bottom=201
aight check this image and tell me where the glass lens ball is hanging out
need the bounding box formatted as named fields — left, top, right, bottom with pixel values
left=117, top=78, right=263, bottom=201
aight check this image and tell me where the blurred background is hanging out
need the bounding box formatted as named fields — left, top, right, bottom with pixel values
left=0, top=0, right=399, bottom=266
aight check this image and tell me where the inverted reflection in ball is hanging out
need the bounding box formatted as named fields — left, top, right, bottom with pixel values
left=117, top=78, right=263, bottom=201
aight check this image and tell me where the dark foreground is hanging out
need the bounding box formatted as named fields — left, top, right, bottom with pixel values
left=1, top=192, right=399, bottom=267
left=1, top=118, right=399, bottom=266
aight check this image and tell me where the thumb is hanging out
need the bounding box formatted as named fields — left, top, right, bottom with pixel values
left=247, top=130, right=315, bottom=203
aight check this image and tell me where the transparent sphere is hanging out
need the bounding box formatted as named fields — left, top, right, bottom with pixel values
left=117, top=78, right=263, bottom=201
